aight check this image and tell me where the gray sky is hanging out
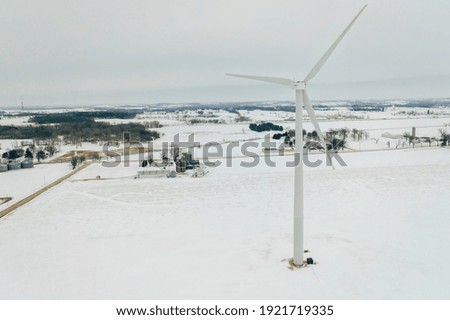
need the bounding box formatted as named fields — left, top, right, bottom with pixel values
left=1, top=0, right=450, bottom=106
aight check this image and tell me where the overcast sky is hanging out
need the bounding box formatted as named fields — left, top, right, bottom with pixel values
left=1, top=0, right=449, bottom=106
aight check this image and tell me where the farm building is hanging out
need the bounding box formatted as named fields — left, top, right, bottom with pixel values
left=7, top=162, right=21, bottom=171
left=137, top=167, right=171, bottom=178
left=21, top=160, right=34, bottom=169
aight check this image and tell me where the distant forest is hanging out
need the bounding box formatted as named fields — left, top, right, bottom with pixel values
left=29, top=110, right=142, bottom=124
left=0, top=111, right=159, bottom=142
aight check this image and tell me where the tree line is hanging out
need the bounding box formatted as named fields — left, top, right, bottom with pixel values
left=0, top=121, right=160, bottom=142
left=29, top=110, right=142, bottom=124
left=2, top=144, right=58, bottom=162
left=249, top=122, right=284, bottom=132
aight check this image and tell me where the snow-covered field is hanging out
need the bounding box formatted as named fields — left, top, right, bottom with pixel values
left=0, top=163, right=72, bottom=208
left=0, top=147, right=449, bottom=299
left=0, top=116, right=31, bottom=127
left=1, top=105, right=450, bottom=299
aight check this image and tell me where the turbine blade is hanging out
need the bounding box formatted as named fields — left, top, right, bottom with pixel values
left=303, top=90, right=335, bottom=169
left=226, top=73, right=293, bottom=86
left=303, top=4, right=367, bottom=83
left=303, top=91, right=326, bottom=148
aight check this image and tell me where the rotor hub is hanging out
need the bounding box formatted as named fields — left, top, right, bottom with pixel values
left=292, top=81, right=306, bottom=90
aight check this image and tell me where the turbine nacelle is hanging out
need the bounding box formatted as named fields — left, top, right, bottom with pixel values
left=292, top=81, right=306, bottom=90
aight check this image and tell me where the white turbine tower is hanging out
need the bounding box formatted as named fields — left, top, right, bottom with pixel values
left=227, top=5, right=367, bottom=266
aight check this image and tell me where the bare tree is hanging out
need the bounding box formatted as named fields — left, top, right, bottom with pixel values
left=338, top=128, right=350, bottom=140
left=351, top=128, right=358, bottom=141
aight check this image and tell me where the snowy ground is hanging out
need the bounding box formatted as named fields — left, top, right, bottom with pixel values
left=0, top=163, right=72, bottom=208
left=1, top=106, right=450, bottom=299
left=0, top=116, right=31, bottom=127
left=0, top=148, right=449, bottom=299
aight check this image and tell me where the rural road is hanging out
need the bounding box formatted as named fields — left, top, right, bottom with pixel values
left=0, top=162, right=92, bottom=220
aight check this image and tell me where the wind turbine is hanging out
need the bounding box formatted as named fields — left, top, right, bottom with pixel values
left=227, top=5, right=367, bottom=266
